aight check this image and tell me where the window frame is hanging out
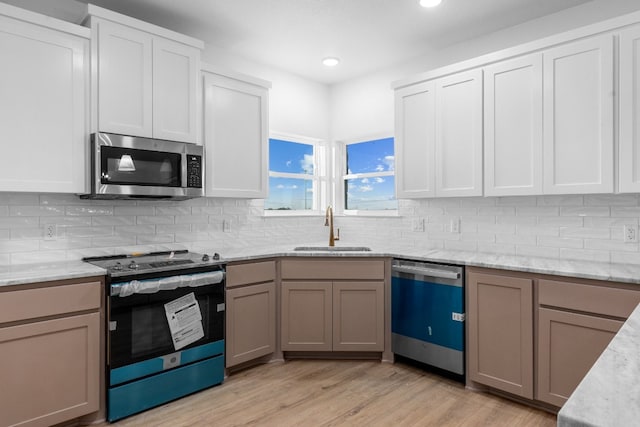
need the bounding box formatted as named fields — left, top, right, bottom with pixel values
left=336, top=134, right=398, bottom=216
left=264, top=132, right=327, bottom=216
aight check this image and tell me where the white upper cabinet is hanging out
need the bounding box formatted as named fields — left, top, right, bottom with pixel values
left=618, top=25, right=640, bottom=193
left=435, top=69, right=483, bottom=197
left=484, top=54, right=543, bottom=196
left=542, top=35, right=614, bottom=194
left=89, top=6, right=202, bottom=143
left=394, top=69, right=482, bottom=199
left=0, top=5, right=89, bottom=193
left=395, top=82, right=436, bottom=198
left=203, top=69, right=270, bottom=198
left=96, top=20, right=153, bottom=138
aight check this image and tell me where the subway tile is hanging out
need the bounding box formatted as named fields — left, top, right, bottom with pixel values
left=155, top=206, right=192, bottom=216
left=0, top=254, right=9, bottom=265
left=444, top=240, right=477, bottom=252
left=559, top=227, right=610, bottom=239
left=516, top=206, right=559, bottom=216
left=477, top=242, right=516, bottom=255
left=537, top=236, right=583, bottom=249
left=192, top=207, right=224, bottom=215
left=496, top=234, right=537, bottom=246
left=40, top=238, right=93, bottom=251
left=496, top=196, right=536, bottom=207
left=0, top=206, right=8, bottom=216
left=10, top=228, right=44, bottom=240
left=460, top=232, right=495, bottom=243
left=536, top=195, right=584, bottom=206
left=460, top=197, right=495, bottom=207
left=137, top=215, right=175, bottom=225
left=114, top=206, right=155, bottom=216
left=39, top=194, right=87, bottom=205
left=477, top=223, right=516, bottom=234
left=611, top=251, right=640, bottom=264
left=610, top=207, right=640, bottom=217
left=584, top=194, right=639, bottom=206
left=0, top=217, right=40, bottom=228
left=66, top=206, right=114, bottom=216
left=91, top=235, right=137, bottom=247
left=10, top=205, right=65, bottom=216
left=0, top=240, right=39, bottom=253
left=0, top=230, right=8, bottom=240
left=560, top=206, right=610, bottom=217
left=537, top=217, right=583, bottom=227
left=559, top=248, right=610, bottom=263
left=156, top=224, right=192, bottom=234
left=0, top=193, right=40, bottom=205
left=115, top=225, right=156, bottom=235
left=497, top=216, right=536, bottom=226
left=92, top=216, right=136, bottom=226
left=478, top=206, right=515, bottom=216
left=40, top=216, right=92, bottom=227
left=175, top=215, right=209, bottom=224
left=137, top=234, right=175, bottom=244
left=584, top=217, right=635, bottom=228
left=584, top=239, right=638, bottom=252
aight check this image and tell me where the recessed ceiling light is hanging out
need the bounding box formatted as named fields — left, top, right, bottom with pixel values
left=322, top=57, right=340, bottom=67
left=419, top=0, right=442, bottom=8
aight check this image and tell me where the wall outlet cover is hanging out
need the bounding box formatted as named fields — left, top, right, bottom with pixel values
left=44, top=223, right=57, bottom=241
left=624, top=224, right=638, bottom=243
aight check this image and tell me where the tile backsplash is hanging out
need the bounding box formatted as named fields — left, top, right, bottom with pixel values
left=1, top=192, right=639, bottom=265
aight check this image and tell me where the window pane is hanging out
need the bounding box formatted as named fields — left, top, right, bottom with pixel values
left=346, top=137, right=394, bottom=174
left=269, top=139, right=314, bottom=175
left=345, top=176, right=397, bottom=210
left=265, top=177, right=314, bottom=211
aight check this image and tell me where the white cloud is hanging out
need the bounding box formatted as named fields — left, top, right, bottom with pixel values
left=286, top=160, right=292, bottom=167
left=384, top=155, right=395, bottom=171
left=375, top=164, right=385, bottom=172
left=374, top=177, right=385, bottom=183
left=300, top=154, right=314, bottom=174
left=276, top=184, right=285, bottom=189
left=348, top=183, right=356, bottom=189
left=289, top=185, right=298, bottom=189
left=361, top=178, right=370, bottom=184
left=359, top=185, right=374, bottom=192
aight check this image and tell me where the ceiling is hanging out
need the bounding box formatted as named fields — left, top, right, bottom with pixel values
left=8, top=0, right=593, bottom=84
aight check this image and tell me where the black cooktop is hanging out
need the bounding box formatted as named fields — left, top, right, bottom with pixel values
left=83, top=250, right=222, bottom=277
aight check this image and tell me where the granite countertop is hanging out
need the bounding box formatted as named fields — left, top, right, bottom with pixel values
left=2, top=243, right=640, bottom=287
left=558, top=302, right=640, bottom=427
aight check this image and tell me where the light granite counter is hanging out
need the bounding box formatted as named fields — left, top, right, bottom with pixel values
left=558, top=302, right=640, bottom=427
left=2, top=243, right=640, bottom=287
left=0, top=260, right=106, bottom=287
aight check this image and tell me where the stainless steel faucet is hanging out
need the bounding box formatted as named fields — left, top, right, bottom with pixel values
left=324, top=205, right=339, bottom=246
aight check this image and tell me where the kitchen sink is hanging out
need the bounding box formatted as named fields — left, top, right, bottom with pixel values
left=293, top=246, right=372, bottom=252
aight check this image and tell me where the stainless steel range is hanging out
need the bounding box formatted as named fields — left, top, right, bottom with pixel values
left=84, top=250, right=225, bottom=422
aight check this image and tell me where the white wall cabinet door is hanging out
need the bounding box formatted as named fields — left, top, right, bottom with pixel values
left=394, top=82, right=436, bottom=198
left=618, top=25, right=640, bottom=193
left=484, top=54, right=543, bottom=196
left=203, top=72, right=269, bottom=198
left=96, top=19, right=153, bottom=138
left=542, top=36, right=614, bottom=194
left=435, top=69, right=483, bottom=197
left=152, top=37, right=199, bottom=143
left=0, top=14, right=88, bottom=193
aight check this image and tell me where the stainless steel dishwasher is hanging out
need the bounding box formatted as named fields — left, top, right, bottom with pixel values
left=391, top=259, right=465, bottom=376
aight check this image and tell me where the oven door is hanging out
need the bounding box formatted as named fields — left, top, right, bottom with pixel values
left=108, top=270, right=224, bottom=370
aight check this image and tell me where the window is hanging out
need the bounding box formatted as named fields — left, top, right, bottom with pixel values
left=342, top=137, right=396, bottom=212
left=264, top=137, right=319, bottom=212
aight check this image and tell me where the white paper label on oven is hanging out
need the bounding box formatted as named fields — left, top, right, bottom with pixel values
left=164, top=292, right=204, bottom=351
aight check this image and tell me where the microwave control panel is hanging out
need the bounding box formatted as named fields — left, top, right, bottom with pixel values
left=186, top=155, right=203, bottom=188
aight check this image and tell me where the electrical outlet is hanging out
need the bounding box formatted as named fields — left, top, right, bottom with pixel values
left=624, top=224, right=638, bottom=243
left=412, top=218, right=425, bottom=232
left=450, top=218, right=460, bottom=234
left=44, top=223, right=57, bottom=241
left=222, top=219, right=231, bottom=233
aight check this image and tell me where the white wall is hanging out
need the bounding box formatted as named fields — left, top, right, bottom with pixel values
left=202, top=46, right=330, bottom=141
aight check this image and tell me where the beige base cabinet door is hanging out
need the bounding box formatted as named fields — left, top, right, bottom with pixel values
left=332, top=281, right=384, bottom=351
left=281, top=282, right=332, bottom=351
left=467, top=270, right=534, bottom=399
left=226, top=282, right=276, bottom=368
left=537, top=307, right=622, bottom=407
left=0, top=312, right=100, bottom=427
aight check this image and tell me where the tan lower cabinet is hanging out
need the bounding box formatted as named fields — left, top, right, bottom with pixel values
left=0, top=277, right=103, bottom=427
left=226, top=261, right=276, bottom=367
left=280, top=258, right=386, bottom=353
left=468, top=267, right=640, bottom=409
left=281, top=281, right=332, bottom=351
left=537, top=308, right=622, bottom=406
left=333, top=281, right=384, bottom=351
left=467, top=269, right=534, bottom=399
left=536, top=278, right=640, bottom=407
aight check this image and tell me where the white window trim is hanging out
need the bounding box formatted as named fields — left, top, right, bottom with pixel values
left=264, top=131, right=326, bottom=217
left=336, top=133, right=398, bottom=217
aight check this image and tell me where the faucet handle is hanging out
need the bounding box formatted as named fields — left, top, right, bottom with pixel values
left=335, top=228, right=340, bottom=240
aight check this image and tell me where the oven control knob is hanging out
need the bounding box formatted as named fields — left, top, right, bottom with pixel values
left=213, top=253, right=220, bottom=260
left=128, top=261, right=139, bottom=270
left=202, top=254, right=210, bottom=262
left=112, top=262, right=123, bottom=271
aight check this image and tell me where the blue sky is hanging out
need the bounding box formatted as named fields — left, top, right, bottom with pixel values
left=265, top=137, right=396, bottom=210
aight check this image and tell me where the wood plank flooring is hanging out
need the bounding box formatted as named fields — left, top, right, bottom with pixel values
left=100, top=359, right=557, bottom=426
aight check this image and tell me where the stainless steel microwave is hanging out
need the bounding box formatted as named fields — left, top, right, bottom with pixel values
left=82, top=132, right=204, bottom=200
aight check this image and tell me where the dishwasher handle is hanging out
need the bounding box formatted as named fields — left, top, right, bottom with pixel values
left=392, top=264, right=460, bottom=280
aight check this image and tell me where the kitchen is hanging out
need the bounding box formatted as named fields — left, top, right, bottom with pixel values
left=2, top=0, right=640, bottom=425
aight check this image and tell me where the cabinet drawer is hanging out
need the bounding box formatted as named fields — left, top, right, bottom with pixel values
left=227, top=261, right=276, bottom=288
left=538, top=279, right=640, bottom=319
left=0, top=280, right=101, bottom=324
left=281, top=259, right=384, bottom=280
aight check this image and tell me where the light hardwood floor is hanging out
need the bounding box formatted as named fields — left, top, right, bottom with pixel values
left=101, top=360, right=557, bottom=426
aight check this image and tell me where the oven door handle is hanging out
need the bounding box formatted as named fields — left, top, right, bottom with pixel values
left=112, top=270, right=225, bottom=297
